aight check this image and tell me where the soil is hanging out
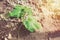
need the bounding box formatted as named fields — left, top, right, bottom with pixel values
left=0, top=0, right=60, bottom=40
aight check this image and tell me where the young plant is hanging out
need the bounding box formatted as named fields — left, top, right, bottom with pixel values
left=8, top=5, right=42, bottom=32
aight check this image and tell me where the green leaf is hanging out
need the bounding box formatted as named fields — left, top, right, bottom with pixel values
left=23, top=20, right=35, bottom=32
left=8, top=5, right=33, bottom=18
left=9, top=5, right=22, bottom=18
left=24, top=7, right=33, bottom=15
left=22, top=15, right=42, bottom=32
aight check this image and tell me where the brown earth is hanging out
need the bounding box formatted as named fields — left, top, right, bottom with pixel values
left=0, top=0, right=60, bottom=40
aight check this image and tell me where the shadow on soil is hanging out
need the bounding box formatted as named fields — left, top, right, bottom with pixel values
left=17, top=22, right=31, bottom=38
left=48, top=31, right=60, bottom=38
